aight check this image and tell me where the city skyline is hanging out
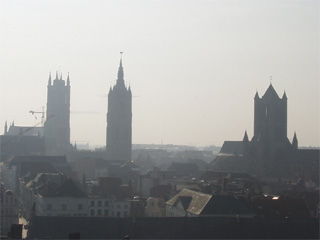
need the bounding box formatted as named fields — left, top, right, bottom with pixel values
left=0, top=0, right=319, bottom=147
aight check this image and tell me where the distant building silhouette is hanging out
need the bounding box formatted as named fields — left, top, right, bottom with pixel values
left=1, top=121, right=45, bottom=161
left=106, top=55, right=132, bottom=161
left=44, top=72, right=70, bottom=155
left=212, top=83, right=319, bottom=182
left=248, top=83, right=292, bottom=177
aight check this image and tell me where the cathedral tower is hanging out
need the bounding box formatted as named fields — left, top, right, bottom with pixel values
left=106, top=54, right=132, bottom=161
left=253, top=83, right=288, bottom=144
left=44, top=72, right=70, bottom=155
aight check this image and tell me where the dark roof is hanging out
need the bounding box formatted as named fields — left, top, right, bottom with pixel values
left=20, top=161, right=57, bottom=176
left=262, top=83, right=280, bottom=99
left=6, top=126, right=43, bottom=136
left=6, top=155, right=71, bottom=174
left=202, top=195, right=254, bottom=215
left=39, top=178, right=87, bottom=198
left=6, top=155, right=68, bottom=165
left=177, top=196, right=192, bottom=210
left=219, top=141, right=244, bottom=155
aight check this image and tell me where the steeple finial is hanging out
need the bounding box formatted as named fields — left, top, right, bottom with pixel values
left=56, top=71, right=59, bottom=80
left=60, top=73, right=62, bottom=80
left=117, top=52, right=124, bottom=85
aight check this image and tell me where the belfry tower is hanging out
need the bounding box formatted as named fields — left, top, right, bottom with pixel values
left=106, top=54, right=132, bottom=161
left=253, top=83, right=288, bottom=144
left=249, top=83, right=292, bottom=176
left=44, top=72, right=70, bottom=155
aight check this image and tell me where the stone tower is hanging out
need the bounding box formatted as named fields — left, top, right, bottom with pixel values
left=44, top=72, right=70, bottom=155
left=106, top=55, right=132, bottom=161
left=253, top=83, right=288, bottom=144
left=250, top=83, right=291, bottom=176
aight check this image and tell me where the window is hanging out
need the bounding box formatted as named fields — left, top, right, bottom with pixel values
left=78, top=204, right=83, bottom=210
left=47, top=204, right=52, bottom=210
left=97, top=209, right=102, bottom=216
left=62, top=204, right=67, bottom=211
left=117, top=205, right=121, bottom=209
left=104, top=201, right=109, bottom=207
left=90, top=209, right=94, bottom=216
left=124, top=204, right=128, bottom=209
left=90, top=201, right=95, bottom=207
left=124, top=211, right=128, bottom=217
left=104, top=209, right=109, bottom=216
left=117, top=211, right=121, bottom=217
left=151, top=202, right=155, bottom=207
left=98, top=201, right=102, bottom=207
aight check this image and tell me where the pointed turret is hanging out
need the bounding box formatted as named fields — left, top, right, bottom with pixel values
left=4, top=121, right=7, bottom=135
left=48, top=72, right=52, bottom=85
left=55, top=71, right=59, bottom=80
left=254, top=91, right=260, bottom=99
left=292, top=132, right=298, bottom=149
left=243, top=130, right=249, bottom=142
left=67, top=73, right=70, bottom=86
left=60, top=73, right=62, bottom=80
left=282, top=91, right=287, bottom=100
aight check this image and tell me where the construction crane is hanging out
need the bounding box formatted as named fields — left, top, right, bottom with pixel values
left=29, top=107, right=45, bottom=125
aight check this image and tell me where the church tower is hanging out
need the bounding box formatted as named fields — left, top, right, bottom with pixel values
left=44, top=72, right=70, bottom=155
left=253, top=83, right=288, bottom=144
left=106, top=54, right=132, bottom=161
left=250, top=83, right=291, bottom=176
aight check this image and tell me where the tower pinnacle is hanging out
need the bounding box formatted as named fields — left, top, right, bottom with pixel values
left=67, top=72, right=70, bottom=86
left=48, top=72, right=52, bottom=85
left=117, top=52, right=124, bottom=85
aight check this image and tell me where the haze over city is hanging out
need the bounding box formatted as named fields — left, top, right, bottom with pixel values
left=0, top=0, right=319, bottom=148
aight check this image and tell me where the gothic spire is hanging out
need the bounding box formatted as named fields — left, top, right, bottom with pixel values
left=292, top=132, right=298, bottom=149
left=243, top=130, right=249, bottom=142
left=56, top=71, right=59, bottom=80
left=117, top=52, right=125, bottom=86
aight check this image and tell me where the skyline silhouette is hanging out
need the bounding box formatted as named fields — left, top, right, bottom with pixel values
left=0, top=0, right=319, bottom=147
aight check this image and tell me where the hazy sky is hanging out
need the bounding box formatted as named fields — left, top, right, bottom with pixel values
left=0, top=0, right=319, bottom=148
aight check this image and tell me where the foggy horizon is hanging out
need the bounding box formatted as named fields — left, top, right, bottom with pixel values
left=0, top=0, right=319, bottom=148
